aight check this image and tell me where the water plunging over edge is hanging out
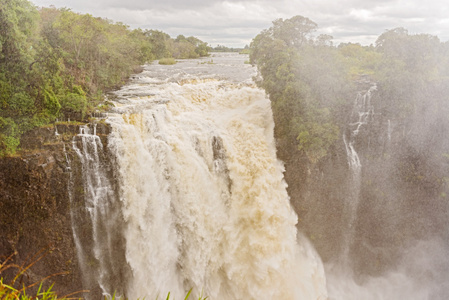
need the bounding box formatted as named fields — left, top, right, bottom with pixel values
left=69, top=54, right=328, bottom=299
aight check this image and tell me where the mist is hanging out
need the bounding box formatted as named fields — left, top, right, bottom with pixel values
left=250, top=16, right=449, bottom=299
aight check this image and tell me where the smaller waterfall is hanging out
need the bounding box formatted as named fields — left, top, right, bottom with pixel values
left=341, top=84, right=376, bottom=264
left=71, top=124, right=128, bottom=298
left=344, top=84, right=377, bottom=180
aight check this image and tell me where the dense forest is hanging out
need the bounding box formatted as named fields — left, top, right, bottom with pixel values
left=250, top=15, right=449, bottom=164
left=0, top=0, right=210, bottom=156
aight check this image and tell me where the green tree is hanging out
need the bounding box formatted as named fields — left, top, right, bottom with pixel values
left=171, top=35, right=210, bottom=58
left=60, top=85, right=87, bottom=116
left=0, top=2, right=212, bottom=156
left=271, top=16, right=317, bottom=47
left=0, top=0, right=39, bottom=154
left=337, top=43, right=381, bottom=78
left=374, top=28, right=443, bottom=122
left=250, top=15, right=349, bottom=163
left=144, top=29, right=171, bottom=59
left=172, top=35, right=198, bottom=58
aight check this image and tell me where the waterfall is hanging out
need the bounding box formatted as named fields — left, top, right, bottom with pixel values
left=72, top=54, right=328, bottom=299
left=344, top=84, right=377, bottom=176
left=71, top=125, right=128, bottom=298
left=341, top=85, right=376, bottom=265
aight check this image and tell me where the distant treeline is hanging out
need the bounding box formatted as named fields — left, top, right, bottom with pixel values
left=0, top=0, right=210, bottom=156
left=210, top=44, right=249, bottom=53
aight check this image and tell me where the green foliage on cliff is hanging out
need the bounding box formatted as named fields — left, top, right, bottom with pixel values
left=250, top=16, right=352, bottom=162
left=0, top=0, right=211, bottom=156
left=59, top=85, right=87, bottom=117
left=374, top=28, right=448, bottom=122
left=250, top=16, right=449, bottom=165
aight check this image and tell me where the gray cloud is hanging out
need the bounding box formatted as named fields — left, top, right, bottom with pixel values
left=31, top=0, right=449, bottom=47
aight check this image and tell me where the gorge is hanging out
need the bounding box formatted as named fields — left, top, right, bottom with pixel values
left=1, top=49, right=448, bottom=299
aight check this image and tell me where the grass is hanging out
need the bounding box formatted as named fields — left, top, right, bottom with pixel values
left=163, top=289, right=208, bottom=300
left=0, top=250, right=86, bottom=300
left=109, top=289, right=208, bottom=300
left=54, top=120, right=86, bottom=125
left=1, top=251, right=208, bottom=300
left=158, top=58, right=177, bottom=65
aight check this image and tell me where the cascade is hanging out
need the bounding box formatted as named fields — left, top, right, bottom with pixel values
left=340, top=84, right=376, bottom=264
left=71, top=125, right=128, bottom=298
left=72, top=54, right=328, bottom=299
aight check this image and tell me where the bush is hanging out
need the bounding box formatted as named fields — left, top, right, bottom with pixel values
left=158, top=57, right=177, bottom=65
left=0, top=117, right=20, bottom=156
left=60, top=86, right=88, bottom=117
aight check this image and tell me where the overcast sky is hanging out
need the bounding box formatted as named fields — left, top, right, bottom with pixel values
left=30, top=0, right=449, bottom=48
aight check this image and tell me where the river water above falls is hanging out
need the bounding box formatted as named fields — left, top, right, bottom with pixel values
left=72, top=53, right=327, bottom=299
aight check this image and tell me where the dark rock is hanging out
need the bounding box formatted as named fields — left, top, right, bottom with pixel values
left=0, top=128, right=83, bottom=297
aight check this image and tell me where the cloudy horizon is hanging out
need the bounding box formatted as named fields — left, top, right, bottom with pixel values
left=30, top=0, right=449, bottom=48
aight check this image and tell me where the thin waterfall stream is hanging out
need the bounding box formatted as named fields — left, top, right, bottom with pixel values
left=70, top=124, right=128, bottom=298
left=341, top=84, right=376, bottom=267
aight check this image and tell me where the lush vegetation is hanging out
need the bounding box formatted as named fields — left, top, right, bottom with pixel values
left=158, top=57, right=177, bottom=65
left=250, top=15, right=449, bottom=164
left=0, top=0, right=210, bottom=156
left=0, top=250, right=82, bottom=300
left=250, top=16, right=354, bottom=162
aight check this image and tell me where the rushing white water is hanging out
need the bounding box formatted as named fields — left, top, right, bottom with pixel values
left=73, top=54, right=327, bottom=299
left=344, top=84, right=377, bottom=175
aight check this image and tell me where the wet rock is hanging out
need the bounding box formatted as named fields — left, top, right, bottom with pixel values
left=0, top=128, right=83, bottom=296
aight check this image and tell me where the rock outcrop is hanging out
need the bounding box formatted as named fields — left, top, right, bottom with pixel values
left=0, top=122, right=110, bottom=296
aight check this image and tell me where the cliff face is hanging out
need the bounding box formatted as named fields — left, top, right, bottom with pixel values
left=279, top=139, right=349, bottom=263
left=280, top=84, right=449, bottom=278
left=0, top=123, right=109, bottom=296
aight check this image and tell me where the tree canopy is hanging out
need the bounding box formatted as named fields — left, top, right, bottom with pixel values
left=250, top=16, right=449, bottom=166
left=250, top=16, right=352, bottom=162
left=0, top=0, right=210, bottom=156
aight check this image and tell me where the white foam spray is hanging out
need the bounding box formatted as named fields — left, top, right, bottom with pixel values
left=105, top=57, right=328, bottom=299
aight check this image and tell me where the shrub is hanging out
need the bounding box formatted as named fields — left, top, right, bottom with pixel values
left=60, top=86, right=88, bottom=117
left=158, top=58, right=177, bottom=65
